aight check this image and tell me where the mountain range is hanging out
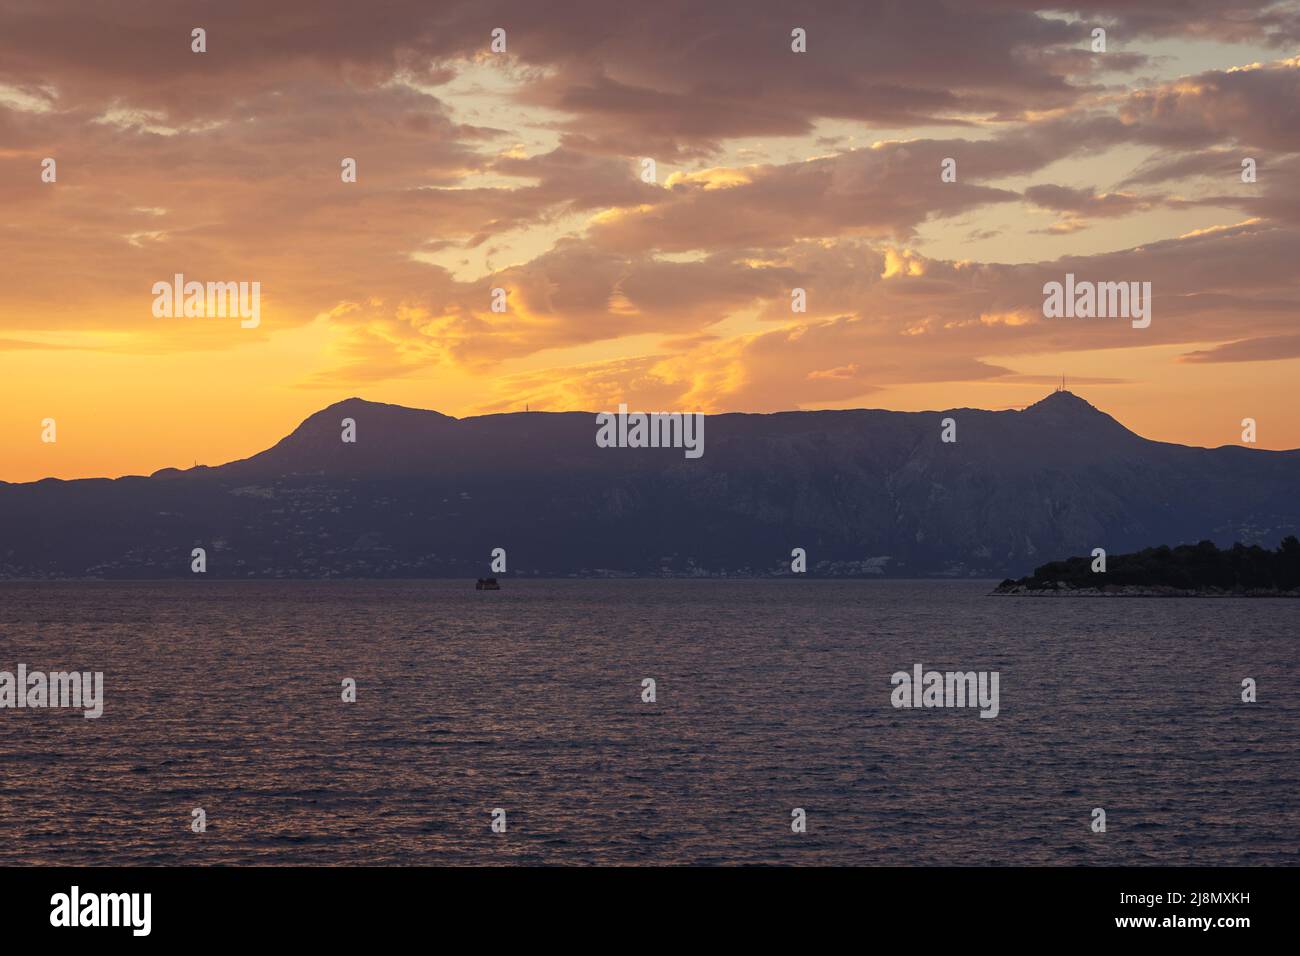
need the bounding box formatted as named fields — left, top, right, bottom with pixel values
left=2, top=391, right=1297, bottom=579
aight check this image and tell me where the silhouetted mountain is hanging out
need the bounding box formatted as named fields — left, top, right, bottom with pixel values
left=3, top=391, right=1298, bottom=578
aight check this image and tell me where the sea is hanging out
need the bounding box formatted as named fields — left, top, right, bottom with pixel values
left=0, top=579, right=1295, bottom=865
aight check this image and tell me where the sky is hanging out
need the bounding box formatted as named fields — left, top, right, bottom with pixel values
left=2, top=0, right=1299, bottom=482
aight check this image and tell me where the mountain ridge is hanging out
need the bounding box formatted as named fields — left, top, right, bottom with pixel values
left=2, top=390, right=1297, bottom=579
left=8, top=391, right=1290, bottom=488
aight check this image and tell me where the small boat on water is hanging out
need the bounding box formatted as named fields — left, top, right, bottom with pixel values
left=475, top=577, right=501, bottom=590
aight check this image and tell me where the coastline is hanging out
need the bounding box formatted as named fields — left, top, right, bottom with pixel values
left=992, top=583, right=1300, bottom=597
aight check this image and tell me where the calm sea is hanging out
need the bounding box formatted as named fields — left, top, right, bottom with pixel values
left=0, top=579, right=1295, bottom=865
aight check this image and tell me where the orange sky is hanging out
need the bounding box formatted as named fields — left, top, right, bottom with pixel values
left=3, top=2, right=1299, bottom=481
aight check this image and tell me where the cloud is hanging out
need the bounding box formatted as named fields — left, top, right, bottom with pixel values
left=1, top=0, right=1298, bottom=422
left=1024, top=183, right=1160, bottom=216
left=5, top=0, right=1260, bottom=157
left=589, top=146, right=1023, bottom=252
left=404, top=219, right=1299, bottom=413
left=1117, top=57, right=1300, bottom=152
left=1179, top=333, right=1300, bottom=363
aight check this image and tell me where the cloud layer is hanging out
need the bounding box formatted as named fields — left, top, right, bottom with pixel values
left=2, top=0, right=1298, bottom=456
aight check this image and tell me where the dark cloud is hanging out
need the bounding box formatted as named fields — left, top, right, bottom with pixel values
left=2, top=0, right=1254, bottom=153
left=1023, top=183, right=1159, bottom=217
left=1, top=0, right=1298, bottom=412
left=1180, top=333, right=1300, bottom=363
left=1118, top=59, right=1300, bottom=151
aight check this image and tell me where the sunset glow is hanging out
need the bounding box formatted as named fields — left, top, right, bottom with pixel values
left=3, top=3, right=1299, bottom=481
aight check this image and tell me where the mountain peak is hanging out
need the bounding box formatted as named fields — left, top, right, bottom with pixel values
left=1024, top=390, right=1096, bottom=413
left=314, top=397, right=455, bottom=420
left=1019, top=390, right=1137, bottom=438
